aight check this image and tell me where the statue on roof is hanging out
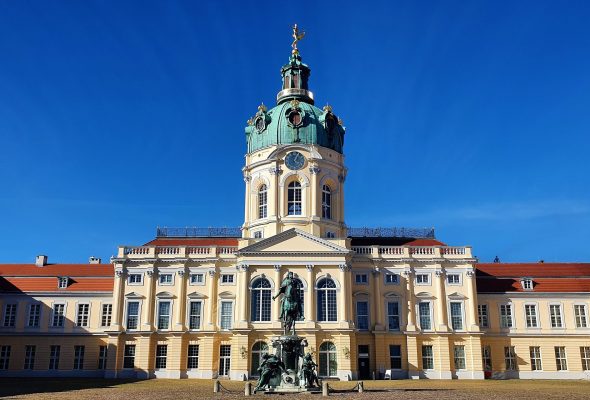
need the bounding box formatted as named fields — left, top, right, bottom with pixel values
left=291, top=24, right=305, bottom=55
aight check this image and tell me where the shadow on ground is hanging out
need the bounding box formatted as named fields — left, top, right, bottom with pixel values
left=0, top=378, right=139, bottom=399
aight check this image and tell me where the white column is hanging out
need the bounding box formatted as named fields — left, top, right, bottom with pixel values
left=435, top=268, right=448, bottom=331
left=237, top=264, right=249, bottom=328
left=465, top=267, right=480, bottom=331
left=404, top=268, right=416, bottom=331
left=112, top=268, right=126, bottom=330
left=305, top=264, right=315, bottom=328
left=373, top=268, right=384, bottom=330
left=144, top=267, right=157, bottom=331
left=273, top=264, right=282, bottom=329
left=205, top=269, right=217, bottom=330
left=175, top=269, right=187, bottom=330
left=338, top=263, right=351, bottom=328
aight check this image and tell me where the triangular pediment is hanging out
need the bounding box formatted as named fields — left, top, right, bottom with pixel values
left=238, top=228, right=350, bottom=256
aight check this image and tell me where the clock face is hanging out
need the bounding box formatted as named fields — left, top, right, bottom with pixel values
left=285, top=151, right=305, bottom=170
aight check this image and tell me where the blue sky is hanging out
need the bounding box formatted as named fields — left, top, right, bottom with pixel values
left=1, top=1, right=589, bottom=263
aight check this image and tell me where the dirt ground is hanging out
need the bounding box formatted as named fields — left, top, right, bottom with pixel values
left=0, top=378, right=589, bottom=400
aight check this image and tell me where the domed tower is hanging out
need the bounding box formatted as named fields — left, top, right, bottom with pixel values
left=242, top=26, right=347, bottom=239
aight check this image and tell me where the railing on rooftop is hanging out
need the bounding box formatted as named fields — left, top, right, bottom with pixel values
left=156, top=227, right=242, bottom=238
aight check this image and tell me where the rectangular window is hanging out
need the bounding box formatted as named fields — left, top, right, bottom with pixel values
left=450, top=302, right=463, bottom=330
left=550, top=304, right=563, bottom=328
left=123, top=345, right=135, bottom=369
left=3, top=304, right=17, bottom=327
left=555, top=346, right=567, bottom=371
left=530, top=346, right=542, bottom=370
left=157, top=301, right=171, bottom=330
left=385, top=273, right=399, bottom=285
left=355, top=274, right=368, bottom=284
left=128, top=274, right=143, bottom=285
left=389, top=345, right=402, bottom=369
left=356, top=301, right=369, bottom=330
left=188, top=301, right=202, bottom=330
left=258, top=188, right=267, bottom=219
left=155, top=345, right=167, bottom=369
left=58, top=277, right=69, bottom=289
left=190, top=273, right=204, bottom=285
left=73, top=345, right=85, bottom=370
left=221, top=274, right=234, bottom=284
left=187, top=344, right=199, bottom=369
left=24, top=345, right=36, bottom=370
left=76, top=303, right=90, bottom=327
left=525, top=304, right=538, bottom=328
left=101, top=304, right=113, bottom=327
left=98, top=346, right=108, bottom=369
left=220, top=301, right=233, bottom=330
left=219, top=345, right=231, bottom=376
left=478, top=304, right=489, bottom=328
left=0, top=346, right=10, bottom=370
left=418, top=302, right=432, bottom=330
left=446, top=274, right=461, bottom=285
left=49, top=345, right=60, bottom=370
left=52, top=303, right=66, bottom=327
left=504, top=346, right=517, bottom=371
left=521, top=279, right=533, bottom=290
left=581, top=347, right=590, bottom=371
left=482, top=345, right=492, bottom=371
left=27, top=304, right=41, bottom=327
left=454, top=345, right=466, bottom=370
left=126, top=301, right=140, bottom=330
left=159, top=274, right=173, bottom=285
left=574, top=305, right=588, bottom=328
left=500, top=304, right=513, bottom=328
left=387, top=301, right=400, bottom=331
left=421, top=345, right=434, bottom=370
left=287, top=183, right=302, bottom=215
left=416, top=274, right=430, bottom=285
left=253, top=231, right=263, bottom=239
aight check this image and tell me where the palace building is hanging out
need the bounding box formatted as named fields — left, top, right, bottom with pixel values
left=1, top=33, right=589, bottom=381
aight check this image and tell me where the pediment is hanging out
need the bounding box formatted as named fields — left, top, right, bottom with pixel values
left=447, top=292, right=468, bottom=300
left=125, top=292, right=145, bottom=299
left=239, top=228, right=350, bottom=256
left=187, top=291, right=207, bottom=299
left=155, top=291, right=175, bottom=299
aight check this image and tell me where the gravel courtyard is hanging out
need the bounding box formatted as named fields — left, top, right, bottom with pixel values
left=0, top=378, right=589, bottom=400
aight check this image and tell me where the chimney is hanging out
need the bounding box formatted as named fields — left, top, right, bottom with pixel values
left=89, top=256, right=101, bottom=264
left=35, top=255, right=48, bottom=267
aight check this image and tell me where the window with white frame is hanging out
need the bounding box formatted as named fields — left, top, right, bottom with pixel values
left=421, top=345, right=434, bottom=370
left=454, top=345, right=466, bottom=369
left=321, top=185, right=332, bottom=219
left=190, top=273, right=204, bottom=285
left=73, top=345, right=85, bottom=369
left=416, top=273, right=430, bottom=285
left=126, top=301, right=140, bottom=330
left=0, top=346, right=10, bottom=370
left=581, top=347, right=590, bottom=371
left=520, top=278, right=533, bottom=291
left=387, top=301, right=400, bottom=331
left=49, top=345, right=60, bottom=369
left=187, top=344, right=199, bottom=369
left=128, top=274, right=143, bottom=285
left=319, top=342, right=337, bottom=377
left=188, top=301, right=202, bottom=330
left=530, top=346, right=542, bottom=370
left=317, top=278, right=337, bottom=322
left=550, top=304, right=563, bottom=328
left=385, top=273, right=399, bottom=285
left=219, top=345, right=231, bottom=376
left=155, top=344, right=167, bottom=369
left=287, top=181, right=302, bottom=216
left=51, top=303, right=66, bottom=327
left=389, top=345, right=402, bottom=369
left=482, top=345, right=492, bottom=371
left=325, top=231, right=335, bottom=238
left=221, top=274, right=234, bottom=284
left=355, top=273, right=368, bottom=285
left=500, top=304, right=513, bottom=328
left=478, top=304, right=489, bottom=328
left=157, top=301, right=171, bottom=330
left=446, top=274, right=461, bottom=285
left=24, top=345, right=36, bottom=370
left=159, top=274, right=173, bottom=285
left=123, top=345, right=135, bottom=369
left=220, top=301, right=233, bottom=330
left=418, top=302, right=432, bottom=330
left=504, top=346, right=517, bottom=370
left=27, top=304, right=41, bottom=327
left=3, top=304, right=17, bottom=327
left=555, top=346, right=568, bottom=371
left=253, top=231, right=263, bottom=239
left=101, top=304, right=113, bottom=327
left=525, top=304, right=539, bottom=328
left=251, top=277, right=272, bottom=322
left=76, top=303, right=90, bottom=327
left=98, top=346, right=108, bottom=369
left=450, top=302, right=463, bottom=330
left=574, top=304, right=588, bottom=328
left=58, top=277, right=69, bottom=289
left=258, top=184, right=268, bottom=219
left=356, top=300, right=369, bottom=330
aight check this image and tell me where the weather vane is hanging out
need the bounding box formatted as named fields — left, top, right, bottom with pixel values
left=291, top=24, right=305, bottom=55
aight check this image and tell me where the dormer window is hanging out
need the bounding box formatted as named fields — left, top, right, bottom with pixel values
left=57, top=277, right=69, bottom=289
left=520, top=278, right=534, bottom=291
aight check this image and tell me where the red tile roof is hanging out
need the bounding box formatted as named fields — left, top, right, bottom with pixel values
left=476, top=263, right=590, bottom=293
left=0, top=264, right=113, bottom=277
left=144, top=238, right=239, bottom=246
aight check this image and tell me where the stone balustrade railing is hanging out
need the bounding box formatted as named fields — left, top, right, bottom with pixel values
left=351, top=245, right=472, bottom=259
left=119, top=245, right=238, bottom=259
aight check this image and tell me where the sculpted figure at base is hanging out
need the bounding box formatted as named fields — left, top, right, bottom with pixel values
left=254, top=353, right=286, bottom=392
left=300, top=352, right=320, bottom=388
left=272, top=271, right=303, bottom=335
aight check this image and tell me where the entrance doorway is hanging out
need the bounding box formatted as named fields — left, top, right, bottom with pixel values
left=358, top=345, right=370, bottom=379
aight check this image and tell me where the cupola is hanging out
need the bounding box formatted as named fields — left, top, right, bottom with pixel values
left=276, top=25, right=313, bottom=105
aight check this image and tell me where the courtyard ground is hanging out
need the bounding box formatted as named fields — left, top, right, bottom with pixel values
left=0, top=378, right=588, bottom=400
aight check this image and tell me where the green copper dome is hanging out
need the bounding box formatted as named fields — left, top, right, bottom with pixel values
left=245, top=52, right=345, bottom=154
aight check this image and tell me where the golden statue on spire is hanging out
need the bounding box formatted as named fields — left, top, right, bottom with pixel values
left=291, top=24, right=305, bottom=55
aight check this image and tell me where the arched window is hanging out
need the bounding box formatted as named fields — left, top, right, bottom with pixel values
left=258, top=185, right=268, bottom=219
left=319, top=342, right=337, bottom=377
left=251, top=277, right=271, bottom=322
left=322, top=185, right=332, bottom=219
left=317, top=278, right=337, bottom=322
left=292, top=278, right=305, bottom=321
left=287, top=181, right=302, bottom=216
left=251, top=341, right=269, bottom=376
